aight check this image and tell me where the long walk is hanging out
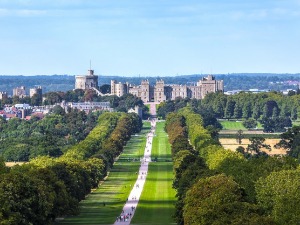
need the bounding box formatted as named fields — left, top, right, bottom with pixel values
left=114, top=119, right=156, bottom=225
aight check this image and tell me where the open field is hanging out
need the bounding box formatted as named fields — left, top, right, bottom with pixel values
left=219, top=138, right=287, bottom=155
left=57, top=123, right=151, bottom=225
left=131, top=121, right=176, bottom=225
left=220, top=120, right=263, bottom=130
left=5, top=162, right=25, bottom=167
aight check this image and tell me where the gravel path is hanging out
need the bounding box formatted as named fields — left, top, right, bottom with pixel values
left=113, top=119, right=156, bottom=225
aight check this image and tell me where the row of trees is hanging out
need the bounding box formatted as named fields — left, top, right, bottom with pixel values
left=157, top=91, right=299, bottom=132
left=166, top=107, right=300, bottom=225
left=0, top=112, right=142, bottom=224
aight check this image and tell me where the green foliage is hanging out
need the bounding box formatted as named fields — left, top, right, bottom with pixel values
left=261, top=116, right=292, bottom=133
left=168, top=106, right=300, bottom=224
left=242, top=118, right=258, bottom=129
left=246, top=137, right=271, bottom=156
left=276, top=125, right=300, bottom=159
left=0, top=169, right=55, bottom=225
left=0, top=111, right=142, bottom=224
left=256, top=169, right=300, bottom=225
left=0, top=109, right=100, bottom=161
left=183, top=174, right=274, bottom=225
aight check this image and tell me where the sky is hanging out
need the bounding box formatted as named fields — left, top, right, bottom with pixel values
left=0, top=0, right=299, bottom=76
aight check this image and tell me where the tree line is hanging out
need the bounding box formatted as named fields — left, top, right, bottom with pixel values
left=166, top=107, right=300, bottom=225
left=0, top=112, right=142, bottom=225
left=157, top=91, right=300, bottom=132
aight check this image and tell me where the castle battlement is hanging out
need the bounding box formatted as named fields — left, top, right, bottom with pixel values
left=111, top=75, right=224, bottom=103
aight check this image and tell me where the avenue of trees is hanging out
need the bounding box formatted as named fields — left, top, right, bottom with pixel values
left=0, top=112, right=142, bottom=225
left=166, top=107, right=300, bottom=225
left=158, top=91, right=300, bottom=132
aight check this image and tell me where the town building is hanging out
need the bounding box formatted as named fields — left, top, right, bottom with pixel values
left=128, top=105, right=143, bottom=118
left=75, top=69, right=99, bottom=90
left=30, top=86, right=42, bottom=98
left=13, top=86, right=26, bottom=98
left=0, top=92, right=8, bottom=100
left=66, top=102, right=112, bottom=111
left=111, top=75, right=224, bottom=103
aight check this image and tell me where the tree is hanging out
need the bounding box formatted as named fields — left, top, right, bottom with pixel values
left=224, top=99, right=235, bottom=119
left=44, top=92, right=62, bottom=105
left=272, top=107, right=279, bottom=118
left=291, top=106, right=298, bottom=121
left=275, top=126, right=300, bottom=158
left=247, top=137, right=271, bottom=155
left=252, top=103, right=261, bottom=120
left=183, top=174, right=274, bottom=225
left=256, top=169, right=300, bottom=225
left=0, top=169, right=55, bottom=225
left=233, top=102, right=242, bottom=119
left=31, top=93, right=42, bottom=106
left=51, top=105, right=66, bottom=116
left=242, top=102, right=252, bottom=119
left=236, top=146, right=246, bottom=155
left=99, top=84, right=111, bottom=94
left=236, top=129, right=244, bottom=144
left=263, top=100, right=278, bottom=118
left=242, top=118, right=258, bottom=129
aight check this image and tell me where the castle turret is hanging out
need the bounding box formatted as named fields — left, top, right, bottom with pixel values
left=75, top=69, right=98, bottom=90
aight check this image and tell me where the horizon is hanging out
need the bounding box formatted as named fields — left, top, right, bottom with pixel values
left=1, top=72, right=300, bottom=77
left=0, top=0, right=299, bottom=75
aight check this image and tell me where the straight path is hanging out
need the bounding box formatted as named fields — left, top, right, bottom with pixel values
left=114, top=119, right=156, bottom=224
left=149, top=103, right=157, bottom=117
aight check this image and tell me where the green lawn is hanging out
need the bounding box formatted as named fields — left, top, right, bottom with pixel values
left=220, top=120, right=263, bottom=130
left=151, top=122, right=172, bottom=161
left=131, top=121, right=176, bottom=225
left=57, top=122, right=151, bottom=225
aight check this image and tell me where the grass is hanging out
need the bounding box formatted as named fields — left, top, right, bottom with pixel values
left=57, top=122, right=151, bottom=225
left=220, top=120, right=263, bottom=130
left=131, top=121, right=176, bottom=225
left=151, top=122, right=172, bottom=161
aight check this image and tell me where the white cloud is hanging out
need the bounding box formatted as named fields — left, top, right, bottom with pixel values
left=0, top=8, right=46, bottom=17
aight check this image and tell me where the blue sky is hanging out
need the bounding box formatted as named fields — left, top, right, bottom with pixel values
left=0, top=0, right=299, bottom=76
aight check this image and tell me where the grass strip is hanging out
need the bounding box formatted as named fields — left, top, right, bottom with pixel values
left=131, top=121, right=176, bottom=225
left=57, top=122, right=151, bottom=225
left=220, top=120, right=263, bottom=130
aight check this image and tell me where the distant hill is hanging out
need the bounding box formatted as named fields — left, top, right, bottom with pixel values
left=1, top=73, right=300, bottom=95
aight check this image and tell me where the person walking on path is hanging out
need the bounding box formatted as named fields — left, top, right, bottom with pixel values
left=113, top=119, right=156, bottom=225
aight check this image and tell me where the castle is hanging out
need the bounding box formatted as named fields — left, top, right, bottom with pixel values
left=111, top=75, right=224, bottom=103
left=75, top=69, right=98, bottom=90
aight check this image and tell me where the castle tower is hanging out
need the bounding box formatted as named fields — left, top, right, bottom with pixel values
left=30, top=86, right=42, bottom=98
left=154, top=79, right=166, bottom=102
left=75, top=69, right=99, bottom=90
left=141, top=80, right=150, bottom=102
left=197, top=75, right=224, bottom=98
left=13, top=86, right=26, bottom=98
